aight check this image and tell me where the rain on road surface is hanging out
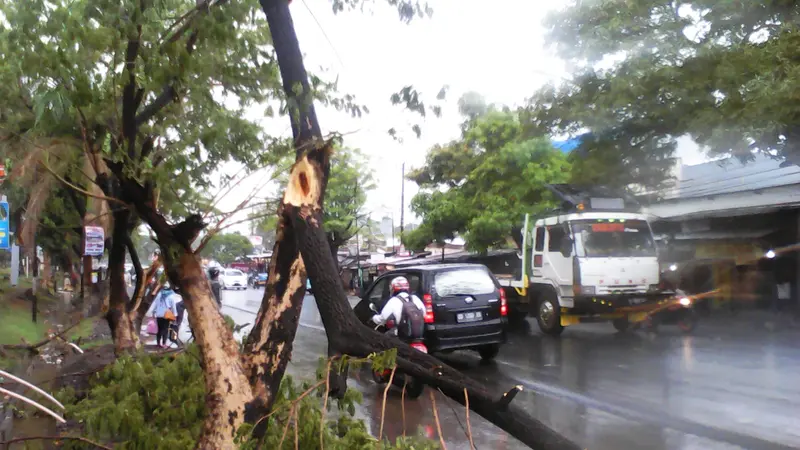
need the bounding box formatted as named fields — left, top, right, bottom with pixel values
left=175, top=287, right=800, bottom=450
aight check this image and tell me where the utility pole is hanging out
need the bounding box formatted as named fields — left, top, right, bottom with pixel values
left=400, top=162, right=405, bottom=239
left=355, top=229, right=361, bottom=293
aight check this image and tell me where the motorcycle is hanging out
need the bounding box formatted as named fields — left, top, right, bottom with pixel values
left=369, top=303, right=427, bottom=399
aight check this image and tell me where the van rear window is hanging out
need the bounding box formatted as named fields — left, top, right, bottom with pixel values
left=434, top=269, right=496, bottom=296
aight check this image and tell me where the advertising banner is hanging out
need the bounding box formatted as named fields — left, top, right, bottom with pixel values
left=84, top=226, right=105, bottom=256
left=0, top=201, right=8, bottom=250
left=248, top=235, right=263, bottom=247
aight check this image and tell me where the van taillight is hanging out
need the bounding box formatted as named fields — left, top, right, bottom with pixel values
left=499, top=288, right=508, bottom=316
left=423, top=293, right=434, bottom=323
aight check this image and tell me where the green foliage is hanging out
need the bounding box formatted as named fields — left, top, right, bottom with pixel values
left=57, top=347, right=437, bottom=449
left=407, top=105, right=570, bottom=252
left=0, top=0, right=363, bottom=248
left=200, top=232, right=254, bottom=265
left=323, top=148, right=375, bottom=247
left=526, top=0, right=800, bottom=193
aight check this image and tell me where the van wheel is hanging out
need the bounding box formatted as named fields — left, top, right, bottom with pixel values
left=612, top=317, right=630, bottom=332
left=478, top=344, right=500, bottom=361
left=537, top=292, right=564, bottom=336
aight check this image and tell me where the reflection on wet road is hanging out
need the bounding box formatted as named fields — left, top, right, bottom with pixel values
left=210, top=288, right=800, bottom=450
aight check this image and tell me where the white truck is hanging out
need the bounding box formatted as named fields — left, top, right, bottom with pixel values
left=456, top=184, right=679, bottom=335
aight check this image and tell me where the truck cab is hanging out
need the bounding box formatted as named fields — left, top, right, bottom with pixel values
left=507, top=185, right=672, bottom=335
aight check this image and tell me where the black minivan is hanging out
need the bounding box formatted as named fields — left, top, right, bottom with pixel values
left=353, top=263, right=508, bottom=361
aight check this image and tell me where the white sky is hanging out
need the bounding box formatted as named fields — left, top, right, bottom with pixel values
left=216, top=0, right=709, bottom=236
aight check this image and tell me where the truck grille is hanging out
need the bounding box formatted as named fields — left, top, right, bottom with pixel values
left=597, top=285, right=647, bottom=295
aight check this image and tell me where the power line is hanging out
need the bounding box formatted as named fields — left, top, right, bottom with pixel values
left=658, top=165, right=800, bottom=198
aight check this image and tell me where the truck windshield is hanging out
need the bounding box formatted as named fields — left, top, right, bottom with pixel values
left=571, top=219, right=656, bottom=257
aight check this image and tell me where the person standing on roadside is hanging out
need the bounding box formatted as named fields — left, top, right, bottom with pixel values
left=209, top=267, right=222, bottom=308
left=153, top=283, right=178, bottom=348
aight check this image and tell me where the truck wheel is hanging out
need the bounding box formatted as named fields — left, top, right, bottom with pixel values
left=612, top=317, right=630, bottom=332
left=536, top=292, right=564, bottom=336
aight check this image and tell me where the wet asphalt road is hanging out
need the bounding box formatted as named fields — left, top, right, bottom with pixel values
left=161, top=288, right=800, bottom=450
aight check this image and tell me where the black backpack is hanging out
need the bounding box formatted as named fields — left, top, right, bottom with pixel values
left=397, top=293, right=425, bottom=339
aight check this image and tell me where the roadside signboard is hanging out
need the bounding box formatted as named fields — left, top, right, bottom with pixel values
left=84, top=226, right=105, bottom=256
left=0, top=200, right=9, bottom=250
left=248, top=235, right=263, bottom=247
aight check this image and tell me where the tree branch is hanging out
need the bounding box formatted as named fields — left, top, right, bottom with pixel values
left=0, top=436, right=111, bottom=450
left=123, top=23, right=143, bottom=160
left=39, top=161, right=127, bottom=206
left=125, top=232, right=144, bottom=311
left=134, top=27, right=200, bottom=126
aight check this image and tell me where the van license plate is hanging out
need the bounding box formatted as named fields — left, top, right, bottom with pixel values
left=457, top=312, right=482, bottom=323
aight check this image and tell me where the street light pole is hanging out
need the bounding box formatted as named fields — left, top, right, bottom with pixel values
left=400, top=162, right=405, bottom=239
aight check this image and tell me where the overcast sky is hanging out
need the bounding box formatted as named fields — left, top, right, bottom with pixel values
left=216, top=0, right=708, bottom=236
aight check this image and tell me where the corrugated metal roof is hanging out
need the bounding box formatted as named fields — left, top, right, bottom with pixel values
left=646, top=154, right=800, bottom=220
left=668, top=153, right=800, bottom=200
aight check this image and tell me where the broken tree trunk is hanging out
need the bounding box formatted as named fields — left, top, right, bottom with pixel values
left=241, top=0, right=331, bottom=436
left=123, top=179, right=253, bottom=449
left=105, top=206, right=140, bottom=354
left=248, top=1, right=580, bottom=449
left=163, top=245, right=253, bottom=450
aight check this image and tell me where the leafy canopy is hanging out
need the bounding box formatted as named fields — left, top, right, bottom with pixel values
left=201, top=231, right=254, bottom=266
left=406, top=106, right=570, bottom=253
left=0, top=0, right=361, bottom=229
left=525, top=0, right=800, bottom=194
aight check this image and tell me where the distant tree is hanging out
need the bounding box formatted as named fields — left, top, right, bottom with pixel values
left=524, top=0, right=800, bottom=194
left=201, top=232, right=254, bottom=266
left=407, top=110, right=570, bottom=252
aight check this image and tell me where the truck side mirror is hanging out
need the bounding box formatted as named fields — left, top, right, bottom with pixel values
left=560, top=237, right=573, bottom=257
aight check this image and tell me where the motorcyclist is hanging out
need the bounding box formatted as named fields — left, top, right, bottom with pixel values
left=208, top=267, right=222, bottom=308
left=371, top=276, right=426, bottom=339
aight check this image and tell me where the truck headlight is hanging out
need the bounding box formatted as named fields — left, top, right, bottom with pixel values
left=679, top=297, right=691, bottom=306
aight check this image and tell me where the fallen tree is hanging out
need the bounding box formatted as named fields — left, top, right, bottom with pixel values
left=242, top=1, right=581, bottom=449
left=27, top=0, right=582, bottom=447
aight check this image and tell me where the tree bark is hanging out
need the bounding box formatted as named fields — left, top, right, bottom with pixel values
left=105, top=207, right=139, bottom=354
left=119, top=172, right=253, bottom=449
left=132, top=261, right=162, bottom=330
left=328, top=236, right=340, bottom=272
left=163, top=245, right=253, bottom=450
left=241, top=0, right=330, bottom=437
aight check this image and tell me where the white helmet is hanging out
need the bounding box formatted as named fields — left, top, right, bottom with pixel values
left=390, top=276, right=410, bottom=294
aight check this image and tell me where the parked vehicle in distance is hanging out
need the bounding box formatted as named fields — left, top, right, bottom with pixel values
left=250, top=272, right=268, bottom=288
left=220, top=269, right=247, bottom=290
left=353, top=263, right=508, bottom=361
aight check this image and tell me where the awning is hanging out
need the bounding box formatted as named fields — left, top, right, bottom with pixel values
left=671, top=228, right=778, bottom=241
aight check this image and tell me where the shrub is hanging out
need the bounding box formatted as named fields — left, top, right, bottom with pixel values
left=57, top=347, right=438, bottom=449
